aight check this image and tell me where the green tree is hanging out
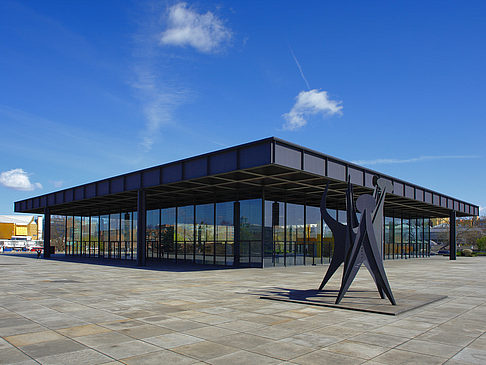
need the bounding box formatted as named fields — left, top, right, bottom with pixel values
left=477, top=236, right=486, bottom=252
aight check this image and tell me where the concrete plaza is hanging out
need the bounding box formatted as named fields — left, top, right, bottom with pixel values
left=0, top=254, right=485, bottom=365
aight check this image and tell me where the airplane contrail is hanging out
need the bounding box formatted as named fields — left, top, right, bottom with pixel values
left=289, top=46, right=311, bottom=90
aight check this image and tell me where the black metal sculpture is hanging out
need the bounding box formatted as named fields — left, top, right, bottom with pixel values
left=318, top=177, right=396, bottom=305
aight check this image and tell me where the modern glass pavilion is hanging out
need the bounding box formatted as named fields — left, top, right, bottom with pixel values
left=15, top=137, right=479, bottom=267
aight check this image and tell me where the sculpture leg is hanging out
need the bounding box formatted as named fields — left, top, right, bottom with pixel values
left=364, top=260, right=386, bottom=299
left=363, top=232, right=396, bottom=305
left=335, top=239, right=365, bottom=304
left=318, top=258, right=343, bottom=290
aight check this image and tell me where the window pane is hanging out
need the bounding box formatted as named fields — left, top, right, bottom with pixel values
left=287, top=203, right=304, bottom=266
left=100, top=215, right=109, bottom=258
left=74, top=216, right=81, bottom=255
left=385, top=216, right=393, bottom=259
left=146, top=209, right=160, bottom=259
left=240, top=199, right=262, bottom=266
left=161, top=208, right=176, bottom=260
left=215, top=202, right=233, bottom=265
left=91, top=216, right=99, bottom=257
left=121, top=212, right=131, bottom=260
left=177, top=205, right=194, bottom=261
left=66, top=216, right=74, bottom=255
left=306, top=205, right=321, bottom=265
left=110, top=213, right=120, bottom=259
left=196, top=203, right=214, bottom=264
left=323, top=209, right=336, bottom=262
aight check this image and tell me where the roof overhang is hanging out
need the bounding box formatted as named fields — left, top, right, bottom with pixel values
left=14, top=137, right=479, bottom=218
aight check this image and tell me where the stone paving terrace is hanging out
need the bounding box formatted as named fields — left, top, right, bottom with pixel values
left=1, top=254, right=485, bottom=364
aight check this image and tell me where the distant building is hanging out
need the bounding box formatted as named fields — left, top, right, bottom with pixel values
left=0, top=215, right=41, bottom=240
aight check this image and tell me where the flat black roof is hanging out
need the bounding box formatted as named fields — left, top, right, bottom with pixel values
left=14, top=137, right=479, bottom=218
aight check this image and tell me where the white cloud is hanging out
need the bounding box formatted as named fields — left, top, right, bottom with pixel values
left=480, top=206, right=486, bottom=217
left=52, top=180, right=63, bottom=188
left=131, top=67, right=186, bottom=151
left=352, top=155, right=480, bottom=166
left=0, top=169, right=42, bottom=191
left=160, top=2, right=231, bottom=53
left=282, top=89, right=342, bottom=131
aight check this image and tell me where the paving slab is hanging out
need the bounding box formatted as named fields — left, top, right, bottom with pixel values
left=19, top=338, right=87, bottom=358
left=5, top=330, right=65, bottom=347
left=260, top=289, right=447, bottom=316
left=121, top=349, right=198, bottom=365
left=1, top=254, right=486, bottom=365
left=171, top=340, right=238, bottom=361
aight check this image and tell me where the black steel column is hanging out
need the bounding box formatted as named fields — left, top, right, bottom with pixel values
left=137, top=189, right=146, bottom=266
left=44, top=207, right=51, bottom=258
left=261, top=191, right=265, bottom=268
left=233, top=201, right=240, bottom=267
left=64, top=215, right=67, bottom=256
left=450, top=210, right=456, bottom=260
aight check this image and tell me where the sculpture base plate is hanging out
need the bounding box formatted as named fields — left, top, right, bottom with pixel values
left=260, top=289, right=447, bottom=316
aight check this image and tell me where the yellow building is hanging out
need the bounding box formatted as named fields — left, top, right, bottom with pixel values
left=0, top=215, right=40, bottom=240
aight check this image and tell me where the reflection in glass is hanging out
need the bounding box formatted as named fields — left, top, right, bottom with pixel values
left=394, top=217, right=402, bottom=258
left=100, top=215, right=109, bottom=258
left=240, top=199, right=262, bottom=266
left=177, top=205, right=194, bottom=261
left=196, top=203, right=214, bottom=264
left=323, top=209, right=336, bottom=262
left=90, top=216, right=99, bottom=257
left=216, top=202, right=233, bottom=265
left=402, top=218, right=410, bottom=258
left=121, top=212, right=131, bottom=259
left=306, top=205, right=321, bottom=265
left=66, top=216, right=74, bottom=255
left=287, top=203, right=304, bottom=265
left=161, top=208, right=176, bottom=260
left=385, top=216, right=393, bottom=259
left=146, top=209, right=160, bottom=259
left=110, top=213, right=120, bottom=259
left=74, top=216, right=81, bottom=256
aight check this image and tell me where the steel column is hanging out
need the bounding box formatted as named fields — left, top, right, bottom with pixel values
left=233, top=201, right=240, bottom=267
left=44, top=207, right=51, bottom=258
left=137, top=189, right=146, bottom=266
left=450, top=210, right=456, bottom=260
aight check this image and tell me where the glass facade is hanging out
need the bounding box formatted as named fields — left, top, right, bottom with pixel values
left=62, top=197, right=432, bottom=267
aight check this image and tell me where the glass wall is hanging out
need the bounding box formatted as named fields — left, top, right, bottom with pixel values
left=196, top=203, right=214, bottom=264
left=132, top=211, right=138, bottom=261
left=240, top=199, right=262, bottom=266
left=271, top=202, right=285, bottom=266
left=50, top=215, right=66, bottom=254
left=74, top=216, right=81, bottom=256
left=323, top=210, right=336, bottom=262
left=90, top=216, right=99, bottom=257
left=66, top=216, right=74, bottom=255
left=402, top=218, right=410, bottom=258
left=306, top=205, right=322, bottom=265
left=286, top=203, right=304, bottom=266
left=81, top=216, right=89, bottom=256
left=394, top=217, right=402, bottom=258
left=60, top=199, right=432, bottom=266
left=216, top=202, right=234, bottom=265
left=161, top=208, right=176, bottom=260
left=177, top=205, right=194, bottom=261
left=121, top=212, right=131, bottom=259
left=146, top=209, right=160, bottom=260
left=385, top=216, right=393, bottom=259
left=100, top=215, right=109, bottom=258
left=110, top=213, right=120, bottom=259
left=425, top=218, right=430, bottom=256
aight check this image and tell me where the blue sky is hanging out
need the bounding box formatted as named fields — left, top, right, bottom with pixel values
left=0, top=0, right=484, bottom=215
